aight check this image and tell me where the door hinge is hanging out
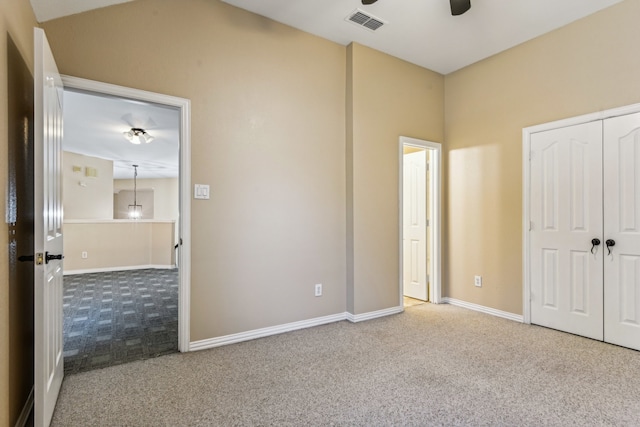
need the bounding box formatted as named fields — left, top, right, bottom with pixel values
left=529, top=221, right=533, bottom=231
left=426, top=219, right=430, bottom=227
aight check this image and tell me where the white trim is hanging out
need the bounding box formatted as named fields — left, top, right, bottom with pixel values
left=189, top=313, right=348, bottom=351
left=346, top=306, right=403, bottom=323
left=525, top=102, right=640, bottom=136
left=64, top=219, right=176, bottom=224
left=522, top=126, right=532, bottom=324
left=60, top=75, right=191, bottom=351
left=398, top=137, right=442, bottom=306
left=63, top=265, right=175, bottom=275
left=14, top=387, right=34, bottom=427
left=522, top=101, right=640, bottom=325
left=189, top=306, right=405, bottom=351
left=442, top=297, right=523, bottom=323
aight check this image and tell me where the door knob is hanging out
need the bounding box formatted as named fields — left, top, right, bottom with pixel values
left=590, top=238, right=601, bottom=254
left=45, top=252, right=64, bottom=264
left=605, top=239, right=616, bottom=255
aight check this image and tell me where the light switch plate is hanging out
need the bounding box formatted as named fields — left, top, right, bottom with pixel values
left=194, top=184, right=210, bottom=200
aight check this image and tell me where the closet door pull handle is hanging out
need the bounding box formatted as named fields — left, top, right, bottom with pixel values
left=590, top=238, right=601, bottom=254
left=605, top=239, right=616, bottom=255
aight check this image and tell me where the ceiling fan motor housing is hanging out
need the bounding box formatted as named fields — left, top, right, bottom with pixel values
left=362, top=0, right=471, bottom=16
left=450, top=0, right=471, bottom=16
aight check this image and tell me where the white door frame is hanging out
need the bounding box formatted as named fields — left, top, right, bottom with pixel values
left=522, top=101, right=640, bottom=324
left=399, top=136, right=442, bottom=305
left=61, top=75, right=192, bottom=351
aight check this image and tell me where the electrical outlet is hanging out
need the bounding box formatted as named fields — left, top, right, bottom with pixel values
left=82, top=251, right=88, bottom=259
left=315, top=283, right=322, bottom=297
left=474, top=275, right=482, bottom=287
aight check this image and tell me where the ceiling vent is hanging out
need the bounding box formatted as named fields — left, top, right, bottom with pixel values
left=346, top=9, right=386, bottom=32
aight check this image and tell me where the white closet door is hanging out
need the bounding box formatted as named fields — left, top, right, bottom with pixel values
left=530, top=121, right=604, bottom=340
left=604, top=112, right=640, bottom=351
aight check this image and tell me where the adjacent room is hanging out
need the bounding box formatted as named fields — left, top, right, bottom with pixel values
left=61, top=89, right=181, bottom=373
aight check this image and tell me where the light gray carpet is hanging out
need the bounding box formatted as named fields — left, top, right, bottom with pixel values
left=51, top=303, right=640, bottom=426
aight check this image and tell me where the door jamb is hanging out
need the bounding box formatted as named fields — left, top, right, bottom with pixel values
left=60, top=75, right=191, bottom=351
left=522, top=101, right=640, bottom=325
left=399, top=136, right=442, bottom=306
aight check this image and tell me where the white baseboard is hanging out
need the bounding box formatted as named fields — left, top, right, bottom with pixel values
left=189, top=312, right=348, bottom=351
left=64, top=264, right=176, bottom=275
left=346, top=306, right=403, bottom=323
left=189, top=305, right=403, bottom=352
left=442, top=297, right=523, bottom=323
left=14, top=387, right=33, bottom=427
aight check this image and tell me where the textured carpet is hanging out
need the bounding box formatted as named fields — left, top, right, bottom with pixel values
left=63, top=268, right=179, bottom=374
left=52, top=303, right=640, bottom=426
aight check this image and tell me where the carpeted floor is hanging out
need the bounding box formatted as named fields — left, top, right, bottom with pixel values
left=403, top=296, right=426, bottom=307
left=63, top=268, right=179, bottom=374
left=52, top=303, right=640, bottom=426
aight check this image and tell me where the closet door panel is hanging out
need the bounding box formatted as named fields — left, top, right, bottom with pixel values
left=604, top=112, right=640, bottom=351
left=530, top=121, right=604, bottom=340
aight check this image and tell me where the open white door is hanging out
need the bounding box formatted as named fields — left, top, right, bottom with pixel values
left=34, top=27, right=64, bottom=427
left=403, top=150, right=428, bottom=301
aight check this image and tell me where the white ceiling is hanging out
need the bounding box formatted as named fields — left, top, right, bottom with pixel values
left=31, top=0, right=625, bottom=74
left=30, top=0, right=133, bottom=22
left=221, top=0, right=623, bottom=74
left=63, top=90, right=180, bottom=179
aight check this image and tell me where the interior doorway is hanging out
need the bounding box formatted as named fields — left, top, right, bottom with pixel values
left=59, top=76, right=191, bottom=370
left=399, top=136, right=442, bottom=307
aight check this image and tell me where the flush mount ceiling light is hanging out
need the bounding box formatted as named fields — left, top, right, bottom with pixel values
left=123, top=127, right=154, bottom=144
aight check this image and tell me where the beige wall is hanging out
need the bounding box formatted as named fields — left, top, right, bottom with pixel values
left=63, top=151, right=114, bottom=219
left=443, top=0, right=640, bottom=314
left=64, top=220, right=175, bottom=271
left=347, top=43, right=444, bottom=314
left=114, top=189, right=154, bottom=219
left=42, top=0, right=348, bottom=340
left=0, top=0, right=37, bottom=424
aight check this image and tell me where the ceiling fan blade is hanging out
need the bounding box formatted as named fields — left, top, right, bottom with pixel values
left=450, top=0, right=471, bottom=16
left=362, top=0, right=378, bottom=4
left=142, top=116, right=158, bottom=130
left=121, top=113, right=137, bottom=128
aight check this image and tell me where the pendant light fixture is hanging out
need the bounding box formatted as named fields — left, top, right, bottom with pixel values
left=123, top=127, right=154, bottom=144
left=128, top=164, right=142, bottom=219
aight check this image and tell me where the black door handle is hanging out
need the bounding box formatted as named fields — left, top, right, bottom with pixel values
left=18, top=255, right=34, bottom=262
left=590, top=238, right=601, bottom=254
left=605, top=239, right=616, bottom=255
left=45, top=252, right=64, bottom=264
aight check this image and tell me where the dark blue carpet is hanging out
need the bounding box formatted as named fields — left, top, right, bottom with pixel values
left=62, top=268, right=179, bottom=374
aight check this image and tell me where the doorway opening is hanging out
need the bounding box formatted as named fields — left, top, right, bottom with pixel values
left=60, top=76, right=191, bottom=373
left=399, top=136, right=442, bottom=308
